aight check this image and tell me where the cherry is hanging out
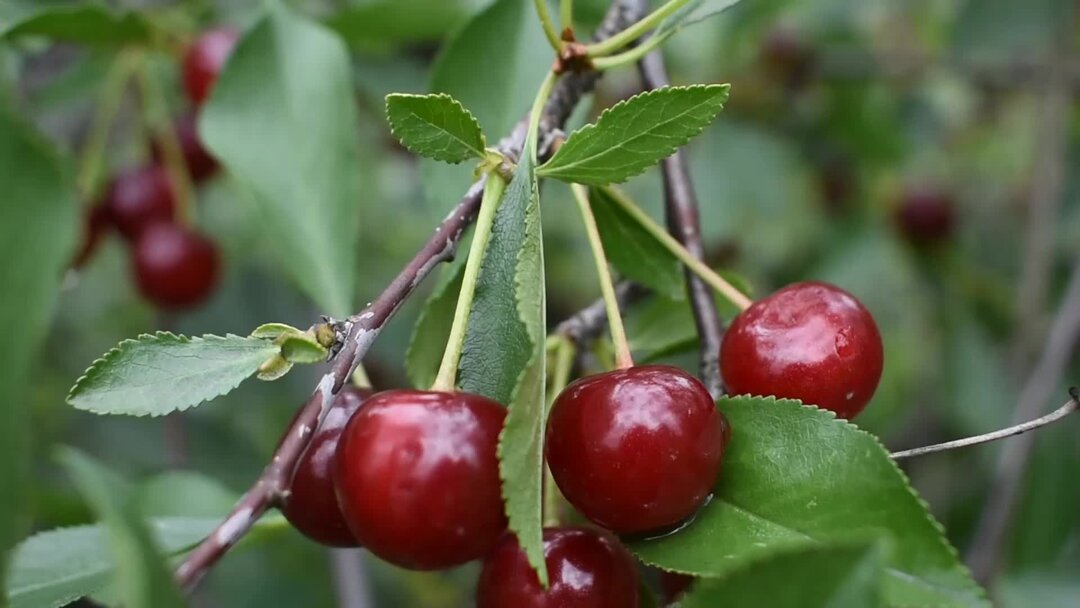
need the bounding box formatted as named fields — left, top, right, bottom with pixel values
left=151, top=114, right=219, bottom=182
left=131, top=222, right=219, bottom=310
left=895, top=185, right=955, bottom=246
left=720, top=281, right=883, bottom=419
left=104, top=165, right=176, bottom=240
left=546, top=365, right=725, bottom=535
left=659, top=572, right=694, bottom=605
left=333, top=389, right=507, bottom=570
left=760, top=25, right=817, bottom=90
left=72, top=204, right=112, bottom=268
left=182, top=27, right=240, bottom=107
left=477, top=526, right=640, bottom=608
left=281, top=386, right=370, bottom=547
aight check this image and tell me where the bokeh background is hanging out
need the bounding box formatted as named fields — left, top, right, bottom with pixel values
left=4, top=0, right=1078, bottom=606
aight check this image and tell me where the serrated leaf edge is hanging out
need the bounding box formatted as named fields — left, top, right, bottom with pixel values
left=538, top=84, right=731, bottom=184
left=385, top=93, right=486, bottom=164
left=66, top=331, right=274, bottom=418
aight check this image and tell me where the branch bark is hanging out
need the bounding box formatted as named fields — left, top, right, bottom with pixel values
left=174, top=0, right=649, bottom=591
left=638, top=50, right=726, bottom=398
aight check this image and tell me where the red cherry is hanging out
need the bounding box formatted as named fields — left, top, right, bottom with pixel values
left=282, top=386, right=371, bottom=547
left=131, top=222, right=219, bottom=310
left=151, top=114, right=219, bottom=182
left=334, top=390, right=507, bottom=570
left=182, top=27, right=240, bottom=106
left=720, top=281, right=883, bottom=419
left=477, top=526, right=640, bottom=608
left=72, top=204, right=112, bottom=268
left=659, top=571, right=694, bottom=605
left=104, top=165, right=176, bottom=240
left=546, top=365, right=725, bottom=535
left=895, top=186, right=955, bottom=246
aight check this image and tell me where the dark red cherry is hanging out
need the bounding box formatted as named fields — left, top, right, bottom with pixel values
left=477, top=526, right=640, bottom=608
left=72, top=204, right=112, bottom=268
left=151, top=114, right=219, bottom=182
left=131, top=222, right=219, bottom=310
left=282, top=386, right=371, bottom=547
left=182, top=27, right=240, bottom=106
left=546, top=365, right=725, bottom=535
left=760, top=25, right=817, bottom=90
left=895, top=186, right=955, bottom=246
left=104, top=165, right=176, bottom=240
left=334, top=390, right=507, bottom=570
left=721, top=281, right=883, bottom=419
left=660, top=571, right=694, bottom=605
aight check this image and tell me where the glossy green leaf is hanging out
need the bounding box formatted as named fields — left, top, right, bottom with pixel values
left=0, top=0, right=150, bottom=45
left=630, top=397, right=988, bottom=608
left=0, top=107, right=79, bottom=598
left=406, top=261, right=466, bottom=389
left=59, top=450, right=184, bottom=608
left=588, top=187, right=683, bottom=298
left=494, top=149, right=548, bottom=585
left=326, top=0, right=486, bottom=48
left=679, top=542, right=885, bottom=608
left=386, top=93, right=487, bottom=163
left=6, top=517, right=219, bottom=608
left=422, top=0, right=550, bottom=203
left=537, top=85, right=729, bottom=185
left=66, top=332, right=278, bottom=417
left=200, top=0, right=362, bottom=316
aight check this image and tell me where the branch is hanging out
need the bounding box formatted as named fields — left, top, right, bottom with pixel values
left=890, top=392, right=1078, bottom=460
left=556, top=282, right=644, bottom=345
left=638, top=49, right=726, bottom=399
left=965, top=260, right=1080, bottom=584
left=173, top=0, right=649, bottom=592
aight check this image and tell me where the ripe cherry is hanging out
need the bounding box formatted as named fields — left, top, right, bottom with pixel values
left=546, top=365, right=725, bottom=535
left=182, top=27, right=240, bottom=106
left=104, top=165, right=176, bottom=240
left=282, top=386, right=370, bottom=547
left=721, top=281, right=883, bottom=419
left=151, top=114, right=219, bottom=182
left=477, top=526, right=640, bottom=608
left=131, top=222, right=219, bottom=310
left=334, top=390, right=507, bottom=570
left=895, top=185, right=955, bottom=246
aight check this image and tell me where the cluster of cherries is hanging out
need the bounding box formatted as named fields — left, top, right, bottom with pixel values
left=280, top=281, right=883, bottom=606
left=75, top=28, right=239, bottom=311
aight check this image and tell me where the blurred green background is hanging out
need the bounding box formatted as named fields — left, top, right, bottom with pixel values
left=2, top=0, right=1078, bottom=606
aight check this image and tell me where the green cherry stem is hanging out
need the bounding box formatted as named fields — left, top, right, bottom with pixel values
left=534, top=0, right=563, bottom=52
left=543, top=334, right=576, bottom=528
left=591, top=31, right=674, bottom=71
left=134, top=60, right=197, bottom=224
left=585, top=0, right=691, bottom=58
left=601, top=186, right=753, bottom=311
left=430, top=172, right=509, bottom=392
left=76, top=52, right=139, bottom=198
left=560, top=0, right=574, bottom=34
left=527, top=70, right=559, bottom=163
left=571, top=184, right=634, bottom=369
left=350, top=363, right=372, bottom=390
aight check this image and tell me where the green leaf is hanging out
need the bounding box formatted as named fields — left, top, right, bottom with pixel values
left=6, top=517, right=220, bottom=608
left=494, top=150, right=548, bottom=585
left=0, top=107, right=79, bottom=597
left=66, top=332, right=279, bottom=417
left=326, top=0, right=486, bottom=48
left=405, top=261, right=466, bottom=389
left=58, top=450, right=184, bottom=608
left=200, top=0, right=362, bottom=316
left=589, top=187, right=683, bottom=298
left=249, top=322, right=305, bottom=339
left=280, top=334, right=328, bottom=364
left=386, top=93, right=487, bottom=163
left=537, top=85, right=730, bottom=185
left=679, top=542, right=885, bottom=608
left=0, top=0, right=150, bottom=45
left=630, top=397, right=988, bottom=608
left=137, top=472, right=239, bottom=519
left=422, top=0, right=550, bottom=204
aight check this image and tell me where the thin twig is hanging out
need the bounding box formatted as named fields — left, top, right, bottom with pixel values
left=891, top=394, right=1078, bottom=460
left=556, top=282, right=643, bottom=346
left=173, top=0, right=649, bottom=591
left=638, top=50, right=726, bottom=399
left=966, top=261, right=1080, bottom=584
left=329, top=548, right=373, bottom=608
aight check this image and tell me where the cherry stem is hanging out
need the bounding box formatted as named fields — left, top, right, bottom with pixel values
left=534, top=0, right=564, bottom=52
left=592, top=30, right=673, bottom=71
left=77, top=51, right=138, bottom=198
left=134, top=59, right=197, bottom=224
left=431, top=173, right=509, bottom=392
left=600, top=186, right=753, bottom=311
left=586, top=0, right=689, bottom=57
left=572, top=184, right=634, bottom=369
left=543, top=335, right=576, bottom=527
left=350, top=363, right=371, bottom=389
left=560, top=0, right=574, bottom=34
left=890, top=390, right=1079, bottom=460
